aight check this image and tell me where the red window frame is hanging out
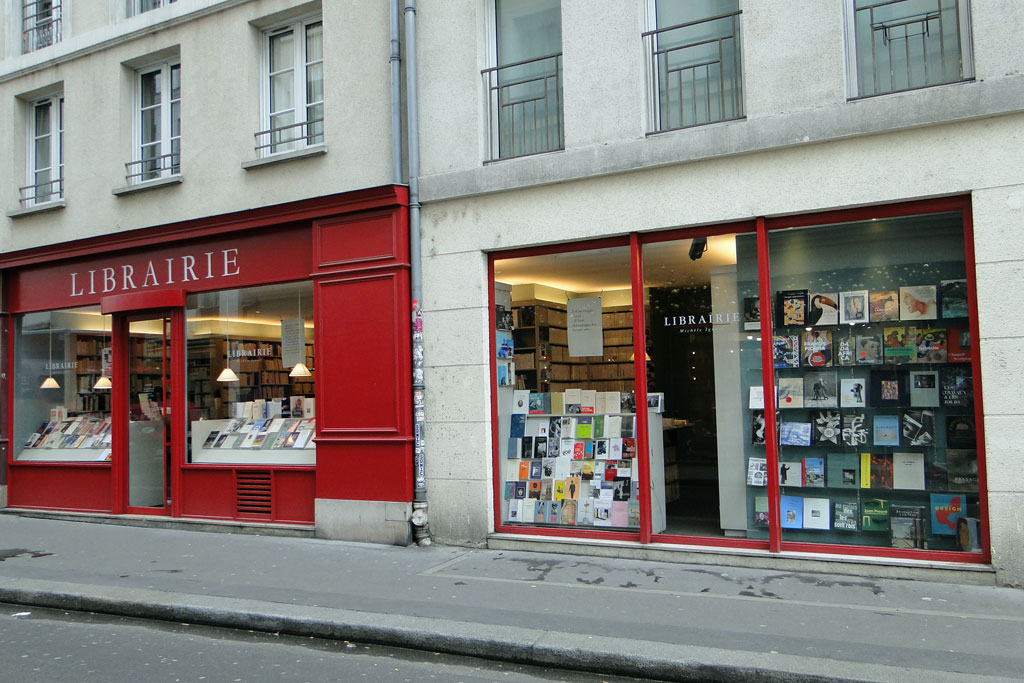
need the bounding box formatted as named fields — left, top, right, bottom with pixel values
left=488, top=196, right=989, bottom=564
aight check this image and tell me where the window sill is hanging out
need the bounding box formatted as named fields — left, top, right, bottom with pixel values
left=848, top=78, right=975, bottom=102
left=7, top=199, right=66, bottom=219
left=112, top=174, right=183, bottom=196
left=242, top=144, right=327, bottom=170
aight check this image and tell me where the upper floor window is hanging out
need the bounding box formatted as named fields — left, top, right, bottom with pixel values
left=644, top=0, right=744, bottom=133
left=127, top=61, right=180, bottom=185
left=22, top=0, right=62, bottom=52
left=847, top=0, right=974, bottom=98
left=483, top=0, right=563, bottom=161
left=21, top=95, right=63, bottom=207
left=256, top=17, right=323, bottom=158
left=130, top=0, right=177, bottom=16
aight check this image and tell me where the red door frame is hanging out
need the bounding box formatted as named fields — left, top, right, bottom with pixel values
left=488, top=197, right=989, bottom=564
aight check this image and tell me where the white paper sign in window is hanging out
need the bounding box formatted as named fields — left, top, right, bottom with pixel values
left=567, top=297, right=603, bottom=357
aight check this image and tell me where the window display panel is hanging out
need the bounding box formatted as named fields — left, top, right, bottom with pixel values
left=15, top=306, right=114, bottom=462
left=641, top=233, right=763, bottom=538
left=494, top=246, right=640, bottom=529
left=766, top=213, right=980, bottom=552
left=185, top=282, right=315, bottom=465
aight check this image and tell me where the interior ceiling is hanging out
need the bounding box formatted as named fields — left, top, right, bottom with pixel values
left=494, top=236, right=737, bottom=293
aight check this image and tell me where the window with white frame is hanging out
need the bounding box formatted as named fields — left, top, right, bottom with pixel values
left=483, top=0, right=563, bottom=161
left=846, top=0, right=973, bottom=98
left=130, top=0, right=176, bottom=16
left=22, top=94, right=63, bottom=207
left=22, top=0, right=62, bottom=53
left=129, top=61, right=180, bottom=184
left=258, top=17, right=323, bottom=158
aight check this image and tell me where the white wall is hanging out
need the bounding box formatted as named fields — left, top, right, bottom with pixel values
left=1, top=0, right=395, bottom=251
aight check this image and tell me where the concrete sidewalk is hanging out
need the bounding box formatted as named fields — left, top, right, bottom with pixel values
left=1, top=514, right=1022, bottom=682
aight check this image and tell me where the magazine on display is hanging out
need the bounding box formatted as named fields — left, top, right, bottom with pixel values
left=940, top=279, right=969, bottom=318
left=777, top=290, right=808, bottom=326
left=801, top=329, right=833, bottom=367
left=806, top=293, right=839, bottom=326
left=900, top=285, right=937, bottom=320
left=773, top=335, right=801, bottom=369
left=869, top=290, right=899, bottom=322
left=839, top=290, right=869, bottom=325
left=855, top=335, right=883, bottom=365
left=914, top=328, right=947, bottom=362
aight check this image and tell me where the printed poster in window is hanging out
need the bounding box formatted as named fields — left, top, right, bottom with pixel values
left=567, top=297, right=603, bottom=357
left=281, top=317, right=306, bottom=369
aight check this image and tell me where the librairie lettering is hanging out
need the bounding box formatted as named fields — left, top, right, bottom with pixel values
left=664, top=312, right=741, bottom=328
left=45, top=361, right=79, bottom=370
left=229, top=346, right=275, bottom=358
left=70, top=249, right=240, bottom=297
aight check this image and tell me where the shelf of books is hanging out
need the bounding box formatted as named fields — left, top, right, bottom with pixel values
left=501, top=388, right=641, bottom=529
left=190, top=396, right=316, bottom=465
left=510, top=301, right=634, bottom=393
left=745, top=280, right=980, bottom=551
left=19, top=407, right=113, bottom=462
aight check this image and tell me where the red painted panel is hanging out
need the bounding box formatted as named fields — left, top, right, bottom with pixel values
left=315, top=272, right=411, bottom=435
left=10, top=223, right=312, bottom=313
left=314, top=209, right=409, bottom=272
left=273, top=470, right=316, bottom=523
left=315, top=440, right=413, bottom=501
left=8, top=465, right=112, bottom=512
left=101, top=289, right=187, bottom=314
left=179, top=469, right=236, bottom=520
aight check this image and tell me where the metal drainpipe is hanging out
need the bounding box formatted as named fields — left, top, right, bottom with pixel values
left=403, top=0, right=431, bottom=546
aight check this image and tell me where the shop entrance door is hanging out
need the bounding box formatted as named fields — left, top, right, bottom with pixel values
left=120, top=313, right=174, bottom=513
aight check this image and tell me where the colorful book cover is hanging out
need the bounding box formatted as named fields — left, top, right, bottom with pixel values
left=572, top=442, right=585, bottom=459
left=528, top=392, right=546, bottom=414
left=871, top=370, right=908, bottom=407
left=914, top=328, right=947, bottom=363
left=930, top=493, right=966, bottom=536
left=890, top=505, right=927, bottom=549
left=812, top=410, right=841, bottom=445
left=803, top=371, right=837, bottom=408
left=802, top=497, right=831, bottom=530
left=902, top=409, right=935, bottom=447
left=900, top=285, right=937, bottom=320
left=777, top=377, right=803, bottom=408
left=575, top=416, right=593, bottom=439
left=773, top=335, right=800, bottom=369
left=839, top=290, right=869, bottom=324
left=833, top=501, right=859, bottom=531
left=866, top=453, right=893, bottom=489
left=940, top=279, right=969, bottom=318
left=826, top=452, right=860, bottom=488
left=777, top=289, right=808, bottom=326
left=861, top=498, right=891, bottom=531
left=560, top=499, right=578, bottom=525
left=513, top=481, right=527, bottom=499
left=553, top=481, right=566, bottom=501
left=869, top=290, right=899, bottom=322
left=496, top=330, right=514, bottom=359
left=855, top=335, right=883, bottom=365
left=883, top=326, right=915, bottom=364
left=946, top=327, right=972, bottom=362
left=528, top=480, right=542, bottom=499
left=801, top=329, right=833, bottom=367
left=802, top=458, right=825, bottom=487
left=518, top=461, right=531, bottom=480
left=806, top=292, right=839, bottom=326
left=780, top=495, right=804, bottom=529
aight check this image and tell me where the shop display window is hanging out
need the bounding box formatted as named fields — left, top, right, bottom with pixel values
left=763, top=212, right=981, bottom=552
left=185, top=281, right=315, bottom=465
left=14, top=306, right=114, bottom=462
left=493, top=245, right=640, bottom=529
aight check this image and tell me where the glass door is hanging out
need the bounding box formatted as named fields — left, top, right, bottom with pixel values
left=124, top=314, right=172, bottom=511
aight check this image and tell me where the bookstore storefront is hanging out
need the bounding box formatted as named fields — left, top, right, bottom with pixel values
left=490, top=196, right=988, bottom=563
left=2, top=186, right=413, bottom=528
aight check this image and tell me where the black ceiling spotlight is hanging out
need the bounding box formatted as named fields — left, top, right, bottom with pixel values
left=688, top=237, right=708, bottom=261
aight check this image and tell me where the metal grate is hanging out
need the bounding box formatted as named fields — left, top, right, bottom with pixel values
left=236, top=470, right=273, bottom=517
left=482, top=53, right=564, bottom=162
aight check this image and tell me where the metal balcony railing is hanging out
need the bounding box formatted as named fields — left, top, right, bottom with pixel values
left=19, top=177, right=63, bottom=207
left=125, top=152, right=180, bottom=185
left=854, top=0, right=968, bottom=96
left=254, top=118, right=324, bottom=158
left=483, top=53, right=564, bottom=162
left=643, top=10, right=743, bottom=134
left=22, top=0, right=62, bottom=53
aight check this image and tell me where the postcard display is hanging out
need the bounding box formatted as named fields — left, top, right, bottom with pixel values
left=500, top=388, right=642, bottom=528
left=749, top=220, right=980, bottom=552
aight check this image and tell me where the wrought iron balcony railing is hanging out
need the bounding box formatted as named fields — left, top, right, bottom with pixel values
left=483, top=53, right=564, bottom=162
left=125, top=152, right=180, bottom=185
left=643, top=10, right=744, bottom=133
left=254, top=118, right=324, bottom=158
left=22, top=0, right=62, bottom=53
left=19, top=177, right=63, bottom=207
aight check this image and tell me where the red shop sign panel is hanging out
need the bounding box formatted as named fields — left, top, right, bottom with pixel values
left=9, top=223, right=312, bottom=313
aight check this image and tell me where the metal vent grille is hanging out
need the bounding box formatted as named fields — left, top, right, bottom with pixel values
left=236, top=470, right=272, bottom=517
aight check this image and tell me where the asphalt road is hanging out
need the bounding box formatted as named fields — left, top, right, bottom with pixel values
left=0, top=603, right=652, bottom=683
